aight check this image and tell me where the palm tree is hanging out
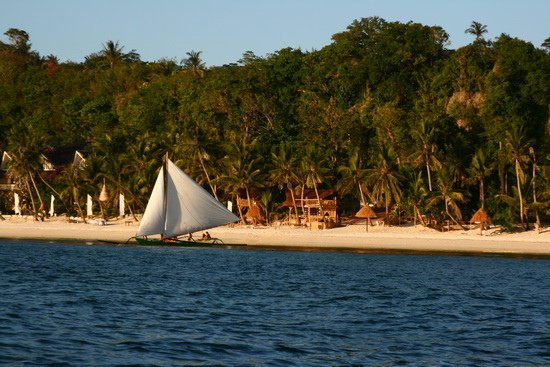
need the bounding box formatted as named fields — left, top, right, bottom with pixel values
left=181, top=50, right=206, bottom=77
left=100, top=40, right=140, bottom=68
left=529, top=147, right=541, bottom=232
left=504, top=124, right=532, bottom=230
left=101, top=40, right=125, bottom=68
left=300, top=145, right=330, bottom=216
left=465, top=21, right=488, bottom=41
left=58, top=163, right=87, bottom=221
left=467, top=148, right=493, bottom=209
left=269, top=143, right=300, bottom=222
left=173, top=126, right=219, bottom=199
left=409, top=121, right=441, bottom=192
left=216, top=136, right=264, bottom=223
left=258, top=191, right=274, bottom=226
left=366, top=145, right=402, bottom=225
left=5, top=125, right=45, bottom=219
left=427, top=167, right=466, bottom=229
left=541, top=37, right=550, bottom=51
left=337, top=147, right=370, bottom=206
left=403, top=170, right=428, bottom=226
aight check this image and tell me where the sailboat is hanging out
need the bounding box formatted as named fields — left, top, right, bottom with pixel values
left=134, top=158, right=239, bottom=246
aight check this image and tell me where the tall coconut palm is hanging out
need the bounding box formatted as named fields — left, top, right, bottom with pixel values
left=5, top=125, right=45, bottom=219
left=300, top=145, right=330, bottom=215
left=465, top=21, right=488, bottom=41
left=337, top=147, right=370, bottom=206
left=216, top=136, right=264, bottom=223
left=467, top=148, right=493, bottom=209
left=100, top=40, right=140, bottom=68
left=173, top=125, right=219, bottom=199
left=409, top=121, right=441, bottom=192
left=427, top=167, right=466, bottom=229
left=269, top=143, right=300, bottom=222
left=181, top=50, right=206, bottom=77
left=366, top=145, right=402, bottom=225
left=404, top=170, right=428, bottom=226
left=504, top=124, right=532, bottom=230
left=529, top=147, right=541, bottom=232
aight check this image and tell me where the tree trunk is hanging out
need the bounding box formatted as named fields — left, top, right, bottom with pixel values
left=313, top=181, right=323, bottom=215
left=358, top=182, right=366, bottom=205
left=28, top=172, right=44, bottom=220
left=480, top=178, right=485, bottom=209
left=445, top=198, right=467, bottom=230
left=531, top=152, right=541, bottom=233
left=515, top=159, right=527, bottom=230
left=198, top=154, right=218, bottom=200
left=385, top=195, right=390, bottom=226
left=426, top=155, right=432, bottom=191
left=24, top=179, right=36, bottom=218
left=289, top=183, right=299, bottom=225
left=38, top=173, right=69, bottom=214
left=236, top=194, right=245, bottom=224
left=415, top=205, right=427, bottom=226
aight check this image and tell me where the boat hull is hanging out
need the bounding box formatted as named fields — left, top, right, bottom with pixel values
left=134, top=237, right=226, bottom=247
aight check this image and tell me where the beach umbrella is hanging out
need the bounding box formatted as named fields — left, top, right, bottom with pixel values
left=119, top=193, right=125, bottom=218
left=49, top=195, right=55, bottom=217
left=86, top=194, right=93, bottom=217
left=14, top=192, right=20, bottom=215
left=355, top=205, right=377, bottom=232
left=245, top=203, right=263, bottom=225
left=470, top=208, right=492, bottom=235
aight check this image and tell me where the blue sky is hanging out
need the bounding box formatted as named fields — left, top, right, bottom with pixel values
left=2, top=0, right=548, bottom=66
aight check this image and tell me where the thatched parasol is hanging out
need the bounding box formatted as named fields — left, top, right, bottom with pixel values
left=355, top=205, right=378, bottom=232
left=245, top=204, right=263, bottom=225
left=470, top=208, right=492, bottom=235
left=99, top=182, right=109, bottom=202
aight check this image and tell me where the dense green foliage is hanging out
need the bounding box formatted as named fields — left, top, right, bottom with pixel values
left=1, top=18, right=549, bottom=230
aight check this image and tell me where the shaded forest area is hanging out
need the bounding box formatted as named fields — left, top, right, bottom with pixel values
left=1, top=18, right=549, bottom=231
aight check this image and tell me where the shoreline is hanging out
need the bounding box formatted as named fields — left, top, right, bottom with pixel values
left=0, top=215, right=549, bottom=257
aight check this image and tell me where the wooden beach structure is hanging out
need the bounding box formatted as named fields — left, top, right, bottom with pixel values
left=279, top=189, right=338, bottom=230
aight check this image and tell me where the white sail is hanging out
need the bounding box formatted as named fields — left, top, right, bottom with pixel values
left=136, top=166, right=166, bottom=236
left=137, top=159, right=238, bottom=238
left=164, top=159, right=239, bottom=237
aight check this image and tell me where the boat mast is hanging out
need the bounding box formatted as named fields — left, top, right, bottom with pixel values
left=161, top=153, right=169, bottom=238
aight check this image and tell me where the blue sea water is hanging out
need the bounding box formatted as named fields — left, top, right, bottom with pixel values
left=0, top=240, right=548, bottom=366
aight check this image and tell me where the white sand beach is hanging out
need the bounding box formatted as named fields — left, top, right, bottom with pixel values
left=0, top=215, right=549, bottom=256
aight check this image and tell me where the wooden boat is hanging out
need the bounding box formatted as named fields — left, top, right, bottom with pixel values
left=134, top=157, right=240, bottom=247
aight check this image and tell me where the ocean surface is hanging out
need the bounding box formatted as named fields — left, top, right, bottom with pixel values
left=0, top=240, right=549, bottom=366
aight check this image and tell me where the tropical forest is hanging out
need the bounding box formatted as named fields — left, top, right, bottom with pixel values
left=1, top=17, right=549, bottom=231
